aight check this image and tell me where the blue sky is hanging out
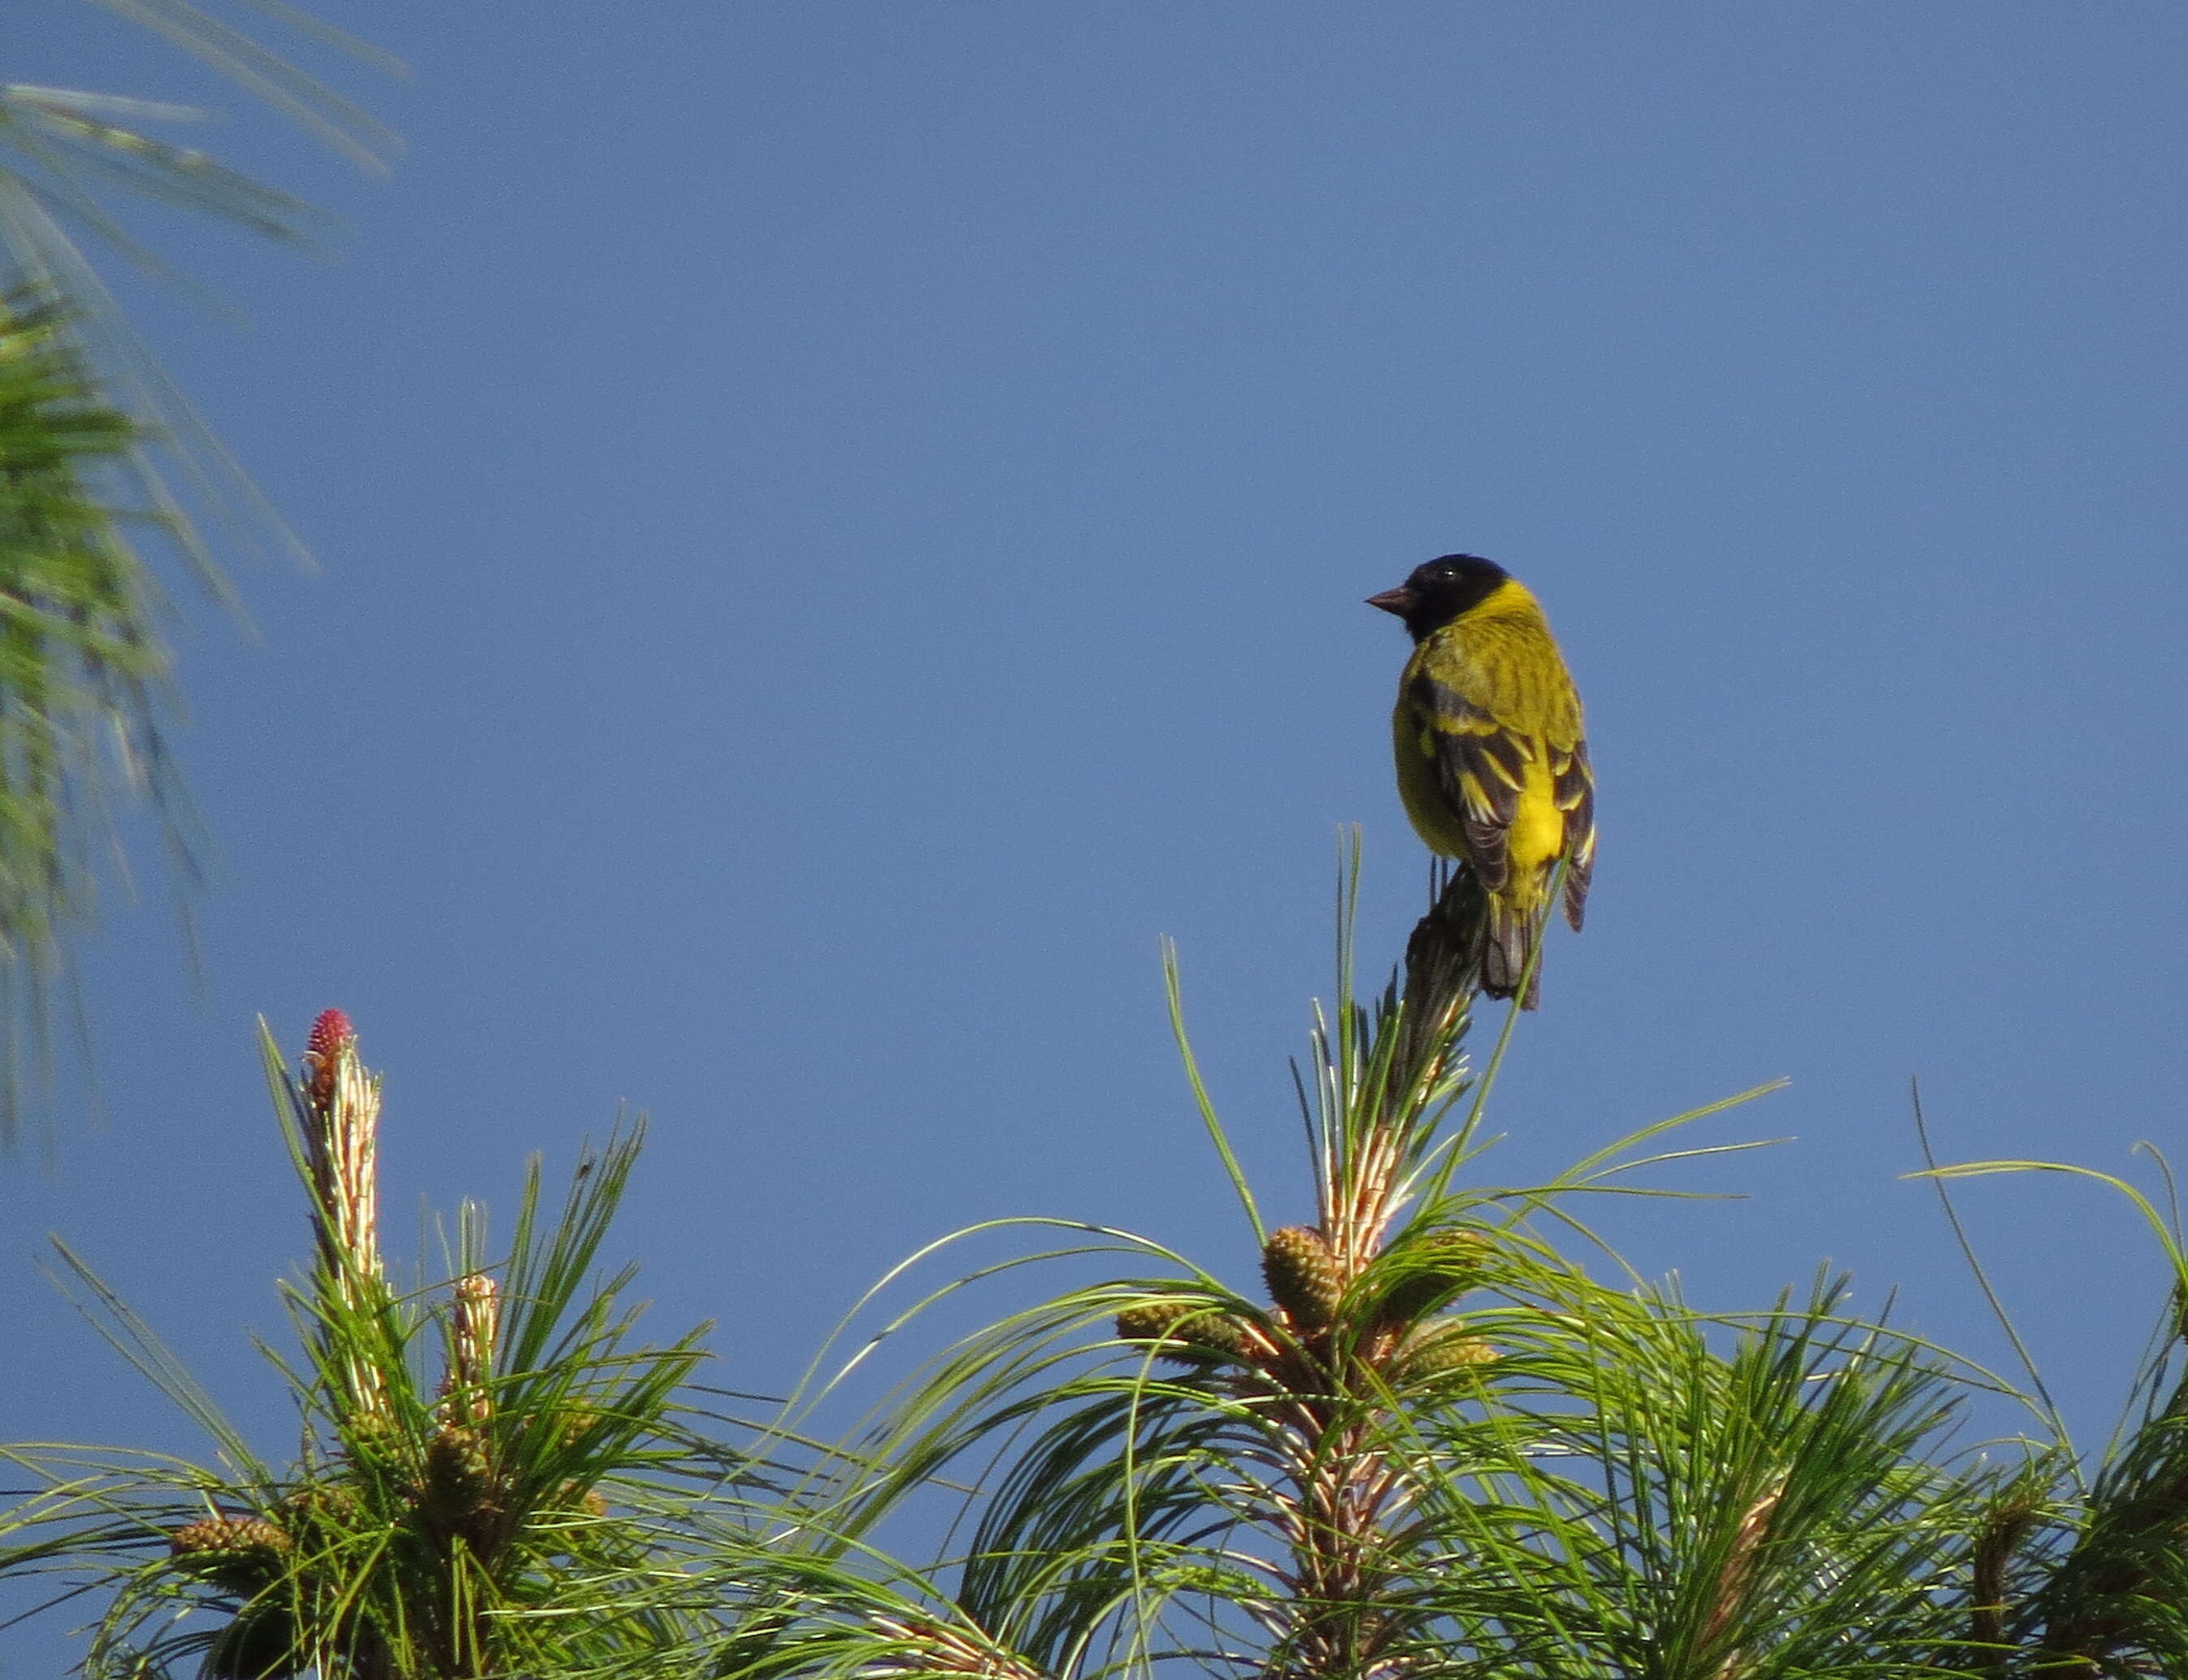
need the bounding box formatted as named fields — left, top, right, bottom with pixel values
left=4, top=2, right=2187, bottom=1655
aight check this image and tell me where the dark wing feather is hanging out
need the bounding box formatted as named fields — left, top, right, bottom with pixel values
left=1408, top=671, right=1530, bottom=893
left=1552, top=738, right=1595, bottom=930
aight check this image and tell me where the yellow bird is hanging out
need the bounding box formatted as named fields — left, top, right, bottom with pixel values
left=1368, top=555, right=1595, bottom=1008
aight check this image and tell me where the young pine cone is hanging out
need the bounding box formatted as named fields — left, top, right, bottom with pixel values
left=277, top=1479, right=365, bottom=1540
left=550, top=1479, right=613, bottom=1520
left=1115, top=1299, right=1252, bottom=1360
left=1377, top=1227, right=1492, bottom=1326
left=168, top=1514, right=292, bottom=1596
left=1261, top=1226, right=1345, bottom=1333
left=1396, top=1323, right=1500, bottom=1382
left=420, top=1423, right=498, bottom=1521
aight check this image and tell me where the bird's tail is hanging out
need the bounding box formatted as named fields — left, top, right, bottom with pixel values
left=1480, top=896, right=1546, bottom=1010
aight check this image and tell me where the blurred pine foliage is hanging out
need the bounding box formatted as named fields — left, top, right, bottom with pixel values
left=0, top=2, right=396, bottom=1135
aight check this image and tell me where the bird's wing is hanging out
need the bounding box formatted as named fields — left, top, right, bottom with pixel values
left=1405, top=669, right=1531, bottom=894
left=1553, top=738, right=1595, bottom=930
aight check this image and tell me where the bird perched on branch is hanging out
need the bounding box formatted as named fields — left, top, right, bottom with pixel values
left=1368, top=554, right=1594, bottom=1008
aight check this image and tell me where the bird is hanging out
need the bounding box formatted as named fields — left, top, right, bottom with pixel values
left=1367, top=554, right=1594, bottom=1008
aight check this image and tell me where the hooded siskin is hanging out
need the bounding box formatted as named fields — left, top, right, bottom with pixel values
left=1369, top=554, right=1595, bottom=1008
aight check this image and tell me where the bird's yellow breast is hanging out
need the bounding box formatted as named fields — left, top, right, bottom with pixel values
left=1502, top=762, right=1568, bottom=887
left=1391, top=700, right=1470, bottom=856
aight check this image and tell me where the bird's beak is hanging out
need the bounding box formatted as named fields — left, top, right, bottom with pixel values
left=1365, top=587, right=1413, bottom=617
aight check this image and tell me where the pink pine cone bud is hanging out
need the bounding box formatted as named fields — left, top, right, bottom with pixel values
left=307, top=1009, right=354, bottom=1059
left=304, top=1009, right=354, bottom=1113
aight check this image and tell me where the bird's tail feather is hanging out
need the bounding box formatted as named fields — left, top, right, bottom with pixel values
left=1480, top=897, right=1544, bottom=1010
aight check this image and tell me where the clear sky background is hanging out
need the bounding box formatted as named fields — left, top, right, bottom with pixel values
left=4, top=3, right=2186, bottom=1661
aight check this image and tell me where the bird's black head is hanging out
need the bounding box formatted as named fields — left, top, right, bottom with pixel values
left=1365, top=554, right=1510, bottom=641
